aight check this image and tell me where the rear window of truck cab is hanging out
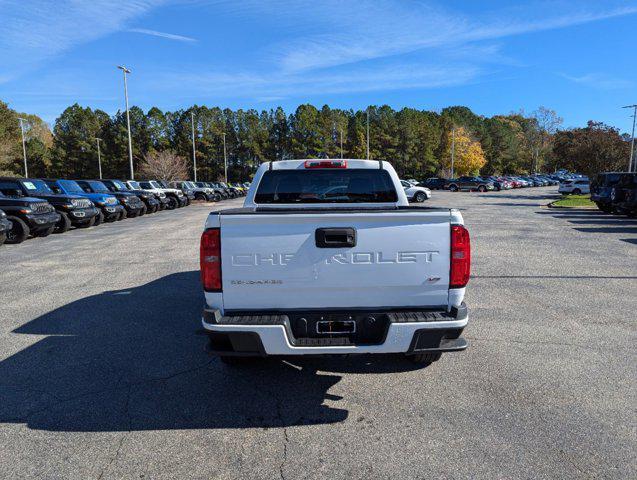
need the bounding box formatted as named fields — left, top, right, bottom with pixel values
left=254, top=168, right=398, bottom=204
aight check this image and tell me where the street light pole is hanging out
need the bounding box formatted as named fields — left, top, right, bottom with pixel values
left=623, top=104, right=637, bottom=172
left=117, top=65, right=134, bottom=180
left=450, top=126, right=456, bottom=179
left=18, top=117, right=28, bottom=177
left=222, top=132, right=228, bottom=183
left=366, top=108, right=370, bottom=160
left=191, top=112, right=197, bottom=182
left=95, top=138, right=103, bottom=179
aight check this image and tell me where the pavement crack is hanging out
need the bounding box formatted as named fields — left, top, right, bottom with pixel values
left=97, top=385, right=132, bottom=480
left=275, top=396, right=289, bottom=480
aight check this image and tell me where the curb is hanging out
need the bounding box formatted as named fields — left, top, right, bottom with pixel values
left=547, top=201, right=597, bottom=210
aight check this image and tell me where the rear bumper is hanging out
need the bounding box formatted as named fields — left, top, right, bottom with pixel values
left=202, top=305, right=468, bottom=356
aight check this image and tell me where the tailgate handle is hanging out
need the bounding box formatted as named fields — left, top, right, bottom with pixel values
left=315, top=228, right=357, bottom=248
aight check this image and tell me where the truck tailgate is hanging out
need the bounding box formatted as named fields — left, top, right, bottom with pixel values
left=219, top=211, right=451, bottom=311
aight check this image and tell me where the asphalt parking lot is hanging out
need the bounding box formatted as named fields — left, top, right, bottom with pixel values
left=0, top=187, right=635, bottom=479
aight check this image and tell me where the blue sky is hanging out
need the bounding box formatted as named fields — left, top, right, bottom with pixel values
left=0, top=0, right=636, bottom=131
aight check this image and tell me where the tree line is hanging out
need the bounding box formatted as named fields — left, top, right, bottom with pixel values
left=0, top=100, right=631, bottom=181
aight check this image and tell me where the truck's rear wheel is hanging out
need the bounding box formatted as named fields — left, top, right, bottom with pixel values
left=406, top=352, right=442, bottom=365
left=6, top=216, right=29, bottom=244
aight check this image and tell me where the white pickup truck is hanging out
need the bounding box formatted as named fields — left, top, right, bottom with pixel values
left=200, top=159, right=470, bottom=365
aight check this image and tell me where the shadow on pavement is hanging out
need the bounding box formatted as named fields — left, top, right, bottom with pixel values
left=0, top=271, right=423, bottom=432
left=479, top=192, right=559, bottom=201
left=574, top=226, right=637, bottom=234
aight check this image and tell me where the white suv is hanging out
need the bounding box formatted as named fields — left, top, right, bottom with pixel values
left=400, top=180, right=431, bottom=203
left=559, top=179, right=590, bottom=195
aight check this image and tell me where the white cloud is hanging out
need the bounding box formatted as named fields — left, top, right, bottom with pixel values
left=128, top=28, right=197, bottom=42
left=561, top=73, right=634, bottom=90
left=0, top=0, right=170, bottom=82
left=261, top=2, right=637, bottom=72
left=150, top=61, right=483, bottom=101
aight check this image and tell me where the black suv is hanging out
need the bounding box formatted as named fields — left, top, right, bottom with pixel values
left=198, top=182, right=227, bottom=200
left=0, top=177, right=97, bottom=233
left=591, top=172, right=628, bottom=213
left=77, top=180, right=145, bottom=218
left=446, top=176, right=496, bottom=192
left=610, top=173, right=637, bottom=217
left=419, top=178, right=449, bottom=190
left=99, top=179, right=160, bottom=214
left=0, top=209, right=10, bottom=245
left=0, top=191, right=60, bottom=243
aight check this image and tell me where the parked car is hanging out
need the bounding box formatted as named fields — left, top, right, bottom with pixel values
left=100, top=179, right=161, bottom=214
left=419, top=177, right=448, bottom=190
left=170, top=181, right=215, bottom=202
left=610, top=173, right=637, bottom=217
left=0, top=177, right=97, bottom=233
left=76, top=180, right=144, bottom=219
left=157, top=180, right=192, bottom=205
left=207, top=182, right=234, bottom=199
left=0, top=191, right=60, bottom=243
left=0, top=208, right=12, bottom=245
left=136, top=180, right=187, bottom=209
left=44, top=179, right=117, bottom=226
left=447, top=176, right=495, bottom=192
left=590, top=172, right=626, bottom=213
left=125, top=180, right=169, bottom=210
left=194, top=182, right=224, bottom=200
left=400, top=179, right=431, bottom=202
left=206, top=182, right=231, bottom=199
left=558, top=179, right=590, bottom=195
left=200, top=159, right=470, bottom=366
left=218, top=182, right=241, bottom=198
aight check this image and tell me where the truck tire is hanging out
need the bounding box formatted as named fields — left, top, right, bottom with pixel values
left=94, top=211, right=104, bottom=226
left=6, top=216, right=29, bottom=244
left=55, top=212, right=71, bottom=233
left=449, top=184, right=458, bottom=192
left=414, top=191, right=427, bottom=203
left=119, top=209, right=127, bottom=220
left=406, top=352, right=442, bottom=366
left=572, top=188, right=581, bottom=195
left=77, top=217, right=96, bottom=228
left=34, top=225, right=55, bottom=237
left=477, top=185, right=486, bottom=192
left=139, top=204, right=147, bottom=216
left=195, top=193, right=206, bottom=201
left=166, top=197, right=177, bottom=210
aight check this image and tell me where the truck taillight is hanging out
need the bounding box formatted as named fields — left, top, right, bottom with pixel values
left=200, top=228, right=222, bottom=291
left=450, top=225, right=471, bottom=288
left=304, top=160, right=347, bottom=169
